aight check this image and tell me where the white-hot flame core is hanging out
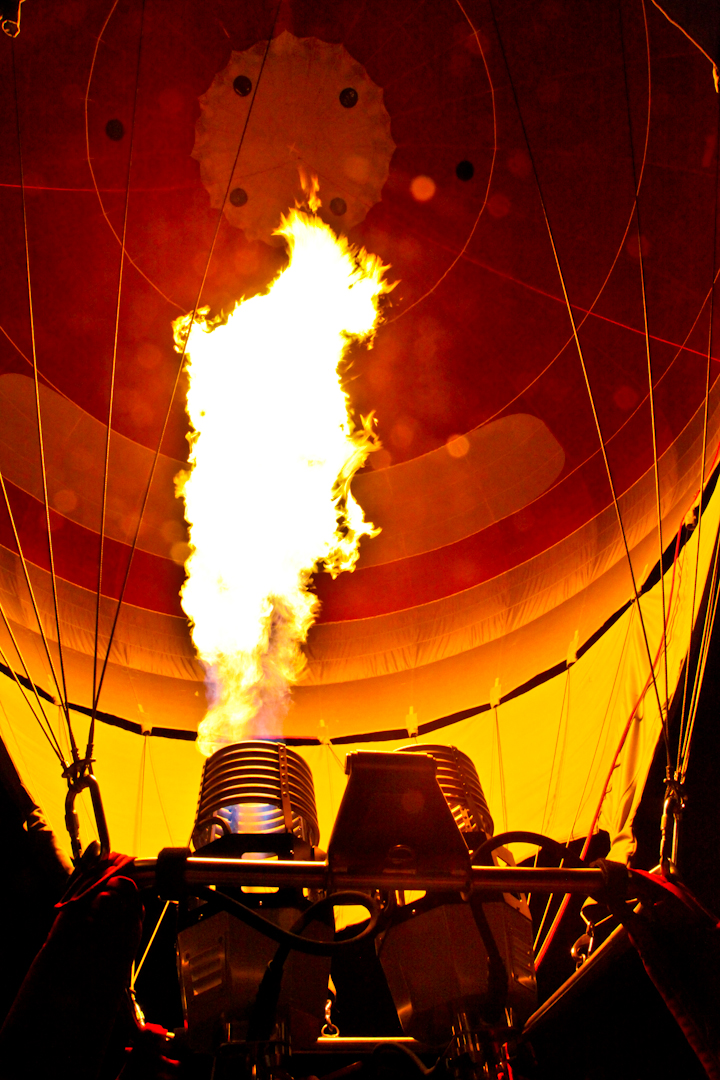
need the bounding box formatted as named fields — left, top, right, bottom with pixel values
left=174, top=208, right=389, bottom=756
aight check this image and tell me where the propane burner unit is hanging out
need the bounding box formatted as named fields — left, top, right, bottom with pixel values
left=325, top=745, right=537, bottom=1056
left=179, top=741, right=329, bottom=1062
left=378, top=744, right=536, bottom=1051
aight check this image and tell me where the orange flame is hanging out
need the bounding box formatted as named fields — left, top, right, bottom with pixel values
left=174, top=207, right=390, bottom=756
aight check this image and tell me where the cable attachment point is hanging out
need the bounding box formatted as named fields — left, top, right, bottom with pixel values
left=570, top=930, right=594, bottom=970
left=659, top=769, right=686, bottom=871
left=0, top=0, right=23, bottom=37
left=321, top=992, right=339, bottom=1037
left=63, top=758, right=110, bottom=864
left=588, top=858, right=632, bottom=908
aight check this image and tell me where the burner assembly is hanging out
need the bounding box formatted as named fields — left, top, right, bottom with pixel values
left=171, top=740, right=537, bottom=1078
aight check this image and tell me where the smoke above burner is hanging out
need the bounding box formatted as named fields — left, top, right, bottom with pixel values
left=173, top=201, right=390, bottom=756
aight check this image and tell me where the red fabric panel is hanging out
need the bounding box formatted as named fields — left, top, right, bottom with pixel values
left=0, top=0, right=716, bottom=629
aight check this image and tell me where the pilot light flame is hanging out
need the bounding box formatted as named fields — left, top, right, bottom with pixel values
left=173, top=207, right=390, bottom=756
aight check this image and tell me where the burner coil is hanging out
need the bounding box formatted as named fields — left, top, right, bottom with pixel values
left=192, top=740, right=319, bottom=850
left=397, top=742, right=494, bottom=841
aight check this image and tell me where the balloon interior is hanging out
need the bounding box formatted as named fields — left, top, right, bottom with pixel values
left=2, top=2, right=720, bottom=1078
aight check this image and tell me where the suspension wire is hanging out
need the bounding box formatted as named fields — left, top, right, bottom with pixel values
left=677, top=90, right=720, bottom=773
left=91, top=1, right=284, bottom=716
left=533, top=855, right=567, bottom=953
left=677, top=463, right=720, bottom=778
left=130, top=899, right=171, bottom=990
left=539, top=25, right=720, bottom=954
left=10, top=42, right=78, bottom=760
left=530, top=617, right=636, bottom=942
left=0, top=608, right=66, bottom=764
left=462, top=17, right=652, bottom=441
left=493, top=703, right=508, bottom=833
left=133, top=734, right=148, bottom=856
left=145, top=737, right=175, bottom=845
left=540, top=668, right=570, bottom=836
left=0, top=631, right=63, bottom=760
left=84, top=1, right=181, bottom=313
left=0, top=462, right=71, bottom=754
left=529, top=668, right=571, bottom=916
left=682, top=593, right=720, bottom=779
left=535, top=523, right=685, bottom=968
left=487, top=0, right=667, bottom=759
left=686, top=527, right=720, bottom=730
left=23, top=247, right=73, bottom=742
left=677, top=520, right=712, bottom=771
left=618, top=0, right=670, bottom=720
left=86, top=0, right=147, bottom=764
left=680, top=518, right=720, bottom=778
left=568, top=614, right=635, bottom=840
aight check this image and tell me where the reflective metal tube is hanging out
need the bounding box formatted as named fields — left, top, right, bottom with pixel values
left=131, top=855, right=613, bottom=895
